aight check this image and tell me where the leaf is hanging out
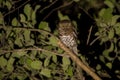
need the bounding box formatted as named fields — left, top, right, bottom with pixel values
left=115, top=23, right=120, bottom=36
left=99, top=55, right=105, bottom=63
left=104, top=0, right=114, bottom=8
left=62, top=57, right=71, bottom=65
left=20, top=14, right=26, bottom=23
left=38, top=21, right=51, bottom=31
left=67, top=66, right=73, bottom=76
left=103, top=8, right=113, bottom=22
left=106, top=62, right=112, bottom=69
left=52, top=55, right=57, bottom=63
left=24, top=30, right=31, bottom=42
left=49, top=36, right=57, bottom=46
left=44, top=57, right=51, bottom=67
left=0, top=56, right=7, bottom=67
left=103, top=49, right=114, bottom=61
left=58, top=11, right=69, bottom=20
left=40, top=68, right=51, bottom=77
left=8, top=57, right=15, bottom=65
left=11, top=17, right=21, bottom=26
left=15, top=37, right=23, bottom=47
left=6, top=57, right=15, bottom=72
left=26, top=58, right=32, bottom=67
left=99, top=8, right=106, bottom=17
left=24, top=4, right=32, bottom=20
left=96, top=64, right=101, bottom=70
left=107, top=42, right=114, bottom=52
left=31, top=60, right=42, bottom=70
left=99, top=8, right=113, bottom=22
left=108, top=28, right=114, bottom=39
left=5, top=1, right=12, bottom=10
left=111, top=15, right=120, bottom=26
left=6, top=64, right=14, bottom=72
left=31, top=5, right=40, bottom=25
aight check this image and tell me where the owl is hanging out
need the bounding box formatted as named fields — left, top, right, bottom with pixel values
left=58, top=20, right=78, bottom=55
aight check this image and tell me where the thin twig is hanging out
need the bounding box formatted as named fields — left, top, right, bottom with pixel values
left=87, top=26, right=93, bottom=45
left=43, top=1, right=74, bottom=20
left=90, top=36, right=100, bottom=46
left=0, top=47, right=67, bottom=57
left=40, top=0, right=58, bottom=13
left=58, top=40, right=102, bottom=80
left=3, top=0, right=30, bottom=17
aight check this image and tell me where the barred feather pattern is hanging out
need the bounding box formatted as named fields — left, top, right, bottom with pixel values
left=58, top=20, right=78, bottom=55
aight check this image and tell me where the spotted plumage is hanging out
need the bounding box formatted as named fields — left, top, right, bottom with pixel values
left=58, top=20, right=78, bottom=55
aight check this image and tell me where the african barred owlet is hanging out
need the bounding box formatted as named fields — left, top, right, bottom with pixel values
left=58, top=20, right=78, bottom=55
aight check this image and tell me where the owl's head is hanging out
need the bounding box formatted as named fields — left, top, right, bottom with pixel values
left=58, top=20, right=72, bottom=30
left=58, top=20, right=77, bottom=36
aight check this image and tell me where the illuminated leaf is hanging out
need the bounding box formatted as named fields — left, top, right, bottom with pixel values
left=40, top=68, right=51, bottom=77
left=38, top=21, right=51, bottom=31
left=24, top=4, right=32, bottom=20
left=0, top=56, right=7, bottom=67
left=31, top=60, right=42, bottom=70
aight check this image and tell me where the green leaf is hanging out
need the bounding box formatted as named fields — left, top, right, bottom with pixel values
left=31, top=60, right=42, bottom=70
left=99, top=8, right=106, bottom=17
left=115, top=23, right=120, bottom=36
left=11, top=18, right=21, bottom=26
left=67, top=66, right=73, bottom=76
left=15, top=37, right=23, bottom=47
left=6, top=64, right=14, bottom=72
left=99, top=8, right=113, bottom=22
left=103, top=49, right=114, bottom=61
left=103, top=8, right=113, bottom=22
left=5, top=1, right=12, bottom=10
left=99, top=55, right=105, bottom=63
left=0, top=56, right=7, bottom=67
left=108, top=28, right=114, bottom=39
left=62, top=57, right=71, bottom=65
left=19, top=56, right=26, bottom=65
left=6, top=57, right=15, bottom=72
left=44, top=57, right=50, bottom=67
left=0, top=71, right=5, bottom=79
left=111, top=15, right=120, bottom=26
left=31, top=5, right=40, bottom=25
left=104, top=0, right=114, bottom=8
left=24, top=4, right=32, bottom=20
left=107, top=42, right=114, bottom=52
left=20, top=14, right=26, bottom=23
left=58, top=11, right=69, bottom=20
left=26, top=58, right=32, bottom=67
left=8, top=57, right=15, bottom=65
left=52, top=55, right=57, bottom=63
left=38, top=21, right=51, bottom=31
left=49, top=36, right=57, bottom=46
left=40, top=68, right=51, bottom=77
left=96, top=64, right=101, bottom=70
left=24, top=30, right=30, bottom=42
left=106, top=62, right=112, bottom=69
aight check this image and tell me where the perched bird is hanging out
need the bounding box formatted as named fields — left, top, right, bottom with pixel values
left=58, top=20, right=78, bottom=55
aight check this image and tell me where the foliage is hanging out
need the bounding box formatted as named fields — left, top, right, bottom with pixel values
left=0, top=0, right=120, bottom=80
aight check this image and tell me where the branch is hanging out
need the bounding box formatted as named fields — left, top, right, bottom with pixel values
left=0, top=47, right=67, bottom=57
left=87, top=26, right=93, bottom=45
left=3, top=0, right=30, bottom=17
left=58, top=40, right=102, bottom=80
left=42, top=1, right=74, bottom=20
